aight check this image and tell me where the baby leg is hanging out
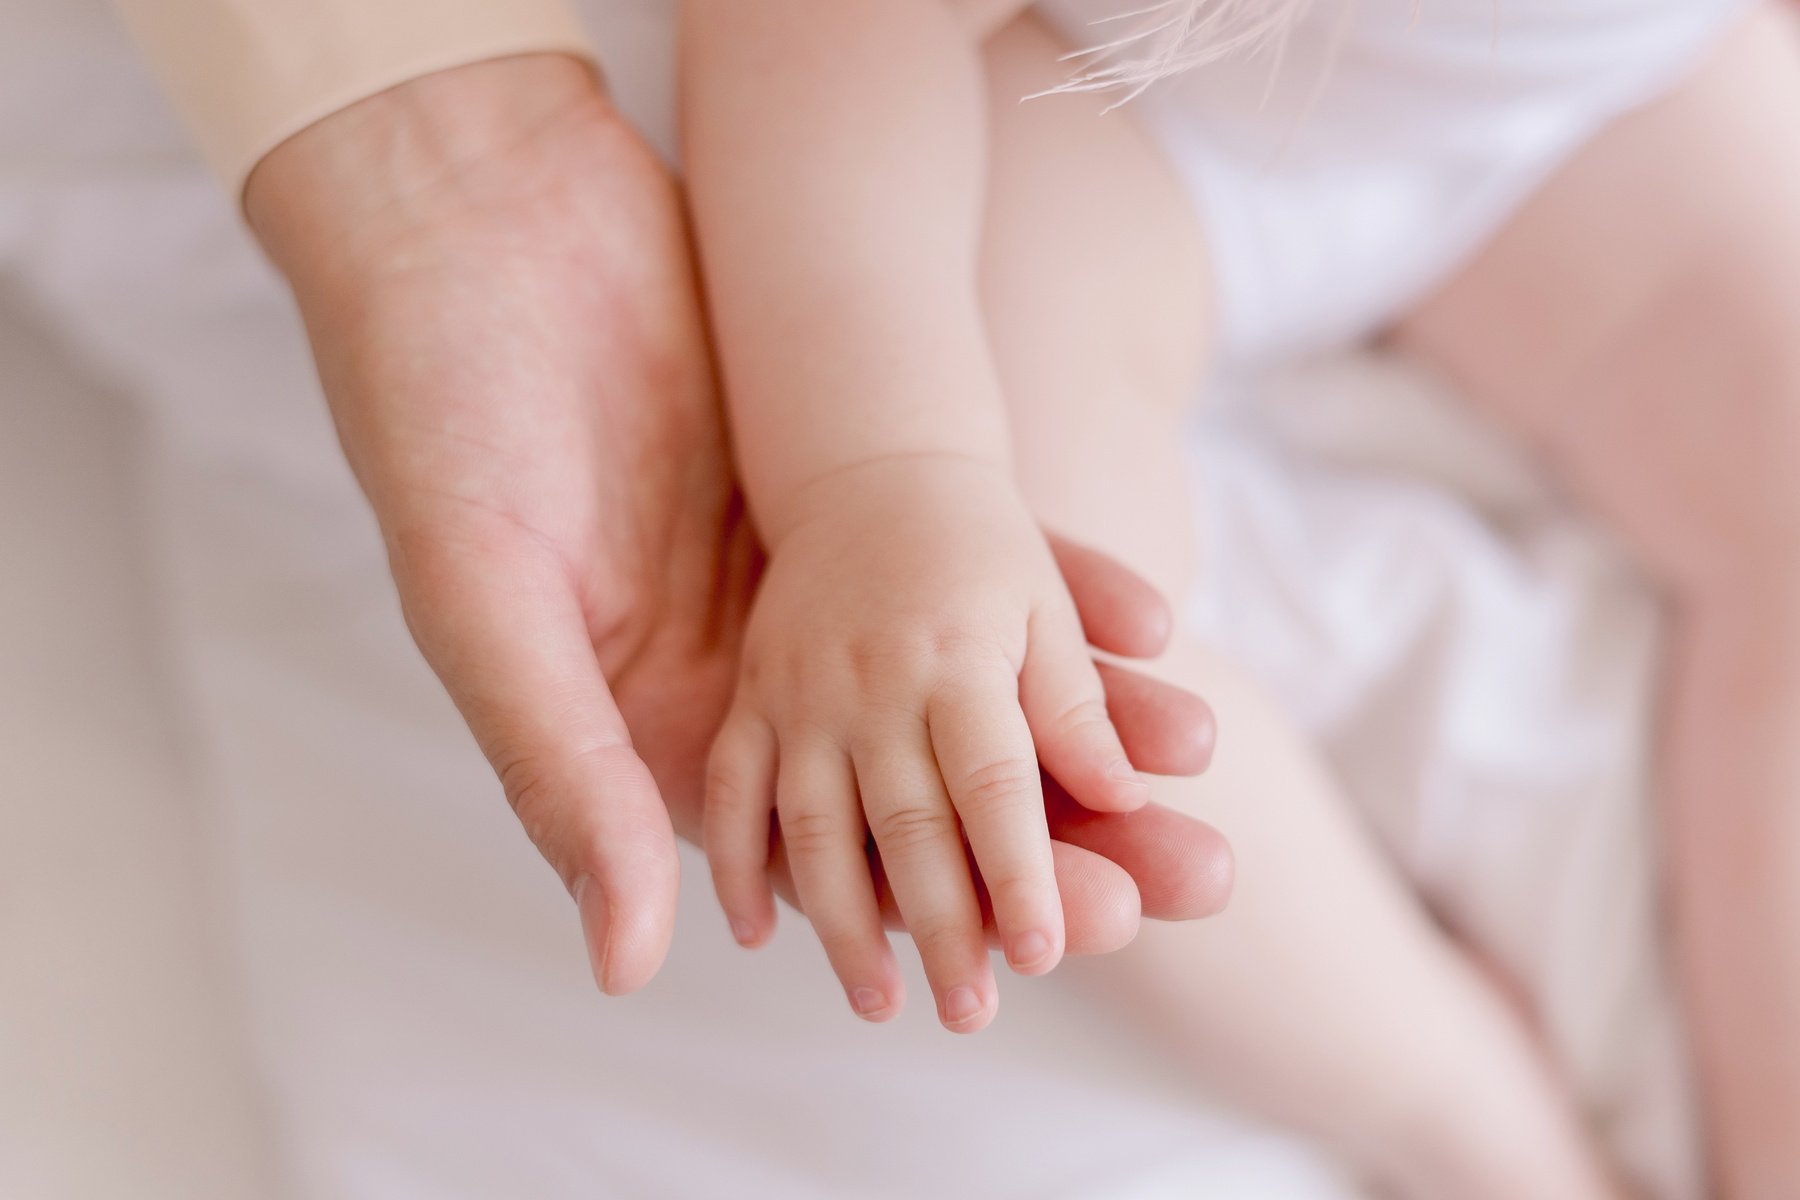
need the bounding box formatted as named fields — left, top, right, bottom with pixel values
left=1396, top=8, right=1800, bottom=1196
left=977, top=15, right=1622, bottom=1199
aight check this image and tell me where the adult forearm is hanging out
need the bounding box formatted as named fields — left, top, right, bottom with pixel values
left=679, top=0, right=1013, bottom=542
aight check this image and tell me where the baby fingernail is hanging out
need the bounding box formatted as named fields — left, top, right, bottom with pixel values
left=730, top=918, right=757, bottom=946
left=1009, top=930, right=1054, bottom=971
left=850, top=987, right=891, bottom=1019
left=943, top=987, right=983, bottom=1028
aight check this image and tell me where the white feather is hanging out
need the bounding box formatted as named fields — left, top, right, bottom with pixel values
left=1035, top=0, right=1314, bottom=105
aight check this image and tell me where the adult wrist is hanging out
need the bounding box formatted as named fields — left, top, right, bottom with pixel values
left=244, top=52, right=609, bottom=285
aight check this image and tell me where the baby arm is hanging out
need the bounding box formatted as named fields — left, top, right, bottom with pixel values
left=679, top=0, right=1148, bottom=1031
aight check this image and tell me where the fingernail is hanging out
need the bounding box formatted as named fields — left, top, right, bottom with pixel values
left=1107, top=759, right=1142, bottom=785
left=575, top=876, right=613, bottom=994
left=943, top=987, right=984, bottom=1028
left=1009, top=930, right=1054, bottom=972
left=730, top=918, right=757, bottom=946
left=849, top=987, right=891, bottom=1020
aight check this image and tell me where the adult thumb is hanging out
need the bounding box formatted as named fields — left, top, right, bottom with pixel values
left=393, top=537, right=680, bottom=995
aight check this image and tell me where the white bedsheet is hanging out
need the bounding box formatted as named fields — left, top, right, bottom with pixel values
left=0, top=2, right=1694, bottom=1197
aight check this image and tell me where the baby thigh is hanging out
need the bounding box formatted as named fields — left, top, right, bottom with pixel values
left=1396, top=7, right=1800, bottom=598
left=1396, top=9, right=1800, bottom=1195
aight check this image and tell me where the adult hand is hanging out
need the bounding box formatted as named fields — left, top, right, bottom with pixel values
left=245, top=53, right=1230, bottom=998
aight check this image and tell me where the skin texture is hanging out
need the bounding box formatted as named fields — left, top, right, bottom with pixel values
left=240, top=52, right=1233, bottom=1005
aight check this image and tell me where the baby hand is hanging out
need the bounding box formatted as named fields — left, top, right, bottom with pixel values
left=704, top=455, right=1150, bottom=1032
